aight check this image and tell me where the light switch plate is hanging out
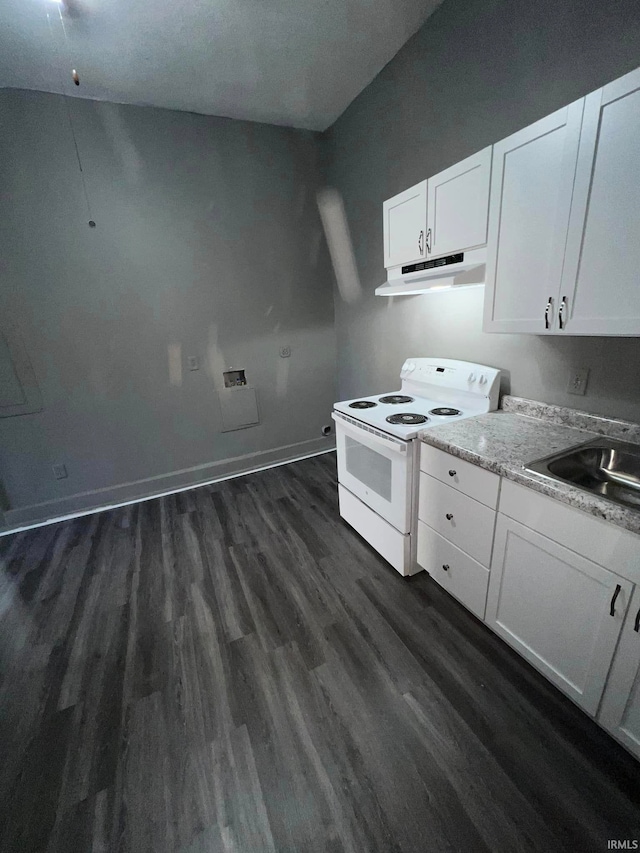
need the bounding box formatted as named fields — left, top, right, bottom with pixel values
left=567, top=367, right=590, bottom=396
left=52, top=463, right=68, bottom=479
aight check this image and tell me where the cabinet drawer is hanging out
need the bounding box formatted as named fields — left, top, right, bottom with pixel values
left=417, top=521, right=490, bottom=619
left=418, top=472, right=496, bottom=566
left=420, top=444, right=499, bottom=509
left=499, top=479, right=640, bottom=579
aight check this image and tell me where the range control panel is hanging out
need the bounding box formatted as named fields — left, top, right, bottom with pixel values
left=400, top=358, right=501, bottom=409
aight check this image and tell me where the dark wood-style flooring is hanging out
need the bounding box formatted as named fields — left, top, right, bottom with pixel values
left=1, top=452, right=639, bottom=852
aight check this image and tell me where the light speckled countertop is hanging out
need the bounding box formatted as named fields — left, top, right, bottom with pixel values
left=419, top=396, right=640, bottom=536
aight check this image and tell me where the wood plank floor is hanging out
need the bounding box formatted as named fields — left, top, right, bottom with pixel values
left=1, top=451, right=639, bottom=852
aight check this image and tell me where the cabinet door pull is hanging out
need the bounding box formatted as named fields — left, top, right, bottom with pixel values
left=448, top=469, right=456, bottom=477
left=425, top=228, right=432, bottom=254
left=418, top=231, right=424, bottom=255
left=610, top=583, right=622, bottom=617
left=545, top=296, right=553, bottom=329
left=445, top=513, right=454, bottom=521
left=442, top=564, right=449, bottom=572
left=634, top=608, right=640, bottom=633
left=558, top=295, right=567, bottom=329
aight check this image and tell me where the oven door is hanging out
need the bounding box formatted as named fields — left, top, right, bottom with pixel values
left=332, top=412, right=413, bottom=533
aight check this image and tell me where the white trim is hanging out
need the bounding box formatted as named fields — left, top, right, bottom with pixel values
left=0, top=444, right=335, bottom=537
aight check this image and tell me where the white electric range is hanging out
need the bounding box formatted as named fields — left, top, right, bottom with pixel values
left=331, top=358, right=501, bottom=576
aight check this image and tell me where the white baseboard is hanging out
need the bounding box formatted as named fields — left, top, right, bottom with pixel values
left=0, top=437, right=336, bottom=536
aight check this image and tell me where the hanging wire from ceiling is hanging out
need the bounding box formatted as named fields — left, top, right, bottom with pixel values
left=46, top=3, right=96, bottom=227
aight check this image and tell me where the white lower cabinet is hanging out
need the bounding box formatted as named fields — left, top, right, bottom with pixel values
left=417, top=446, right=497, bottom=617
left=418, top=472, right=495, bottom=567
left=598, top=586, right=640, bottom=759
left=417, top=521, right=490, bottom=619
left=418, top=448, right=640, bottom=759
left=486, top=514, right=633, bottom=715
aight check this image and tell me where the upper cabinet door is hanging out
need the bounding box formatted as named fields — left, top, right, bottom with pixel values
left=559, top=68, right=640, bottom=335
left=382, top=180, right=427, bottom=268
left=483, top=100, right=584, bottom=334
left=426, top=147, right=491, bottom=258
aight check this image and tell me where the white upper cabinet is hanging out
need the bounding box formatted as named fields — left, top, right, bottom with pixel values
left=483, top=100, right=584, bottom=333
left=383, top=152, right=492, bottom=270
left=426, top=146, right=492, bottom=258
left=383, top=64, right=640, bottom=335
left=382, top=180, right=427, bottom=268
left=559, top=67, right=640, bottom=335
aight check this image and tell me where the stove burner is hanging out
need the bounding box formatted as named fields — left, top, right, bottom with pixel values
left=386, top=413, right=430, bottom=426
left=379, top=395, right=414, bottom=404
left=349, top=400, right=377, bottom=409
left=429, top=407, right=462, bottom=417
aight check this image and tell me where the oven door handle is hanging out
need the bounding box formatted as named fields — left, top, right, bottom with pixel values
left=332, top=412, right=407, bottom=454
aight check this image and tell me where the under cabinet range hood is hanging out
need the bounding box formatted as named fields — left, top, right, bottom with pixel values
left=375, top=247, right=486, bottom=296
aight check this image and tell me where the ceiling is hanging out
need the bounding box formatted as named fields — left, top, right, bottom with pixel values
left=0, top=0, right=443, bottom=131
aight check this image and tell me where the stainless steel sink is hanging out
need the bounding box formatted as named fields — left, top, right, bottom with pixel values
left=525, top=438, right=640, bottom=511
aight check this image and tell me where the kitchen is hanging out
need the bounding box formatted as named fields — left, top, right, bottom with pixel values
left=2, top=0, right=640, bottom=850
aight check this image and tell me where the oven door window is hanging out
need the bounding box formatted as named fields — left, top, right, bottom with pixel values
left=345, top=436, right=392, bottom=502
left=335, top=418, right=411, bottom=533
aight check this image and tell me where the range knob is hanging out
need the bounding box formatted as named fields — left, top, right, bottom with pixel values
left=468, top=372, right=476, bottom=382
left=407, top=362, right=416, bottom=372
left=479, top=374, right=487, bottom=385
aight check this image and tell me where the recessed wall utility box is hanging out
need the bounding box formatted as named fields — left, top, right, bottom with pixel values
left=223, top=369, right=247, bottom=388
left=218, top=385, right=260, bottom=432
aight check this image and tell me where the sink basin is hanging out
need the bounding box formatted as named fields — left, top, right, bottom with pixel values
left=525, top=438, right=640, bottom=511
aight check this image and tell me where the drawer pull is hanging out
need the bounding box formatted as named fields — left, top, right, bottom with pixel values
left=442, top=564, right=449, bottom=572
left=634, top=608, right=640, bottom=633
left=448, top=469, right=456, bottom=477
left=610, top=583, right=621, bottom=617
left=445, top=513, right=454, bottom=521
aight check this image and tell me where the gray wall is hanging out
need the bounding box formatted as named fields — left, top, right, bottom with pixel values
left=324, top=0, right=640, bottom=422
left=0, top=89, right=335, bottom=521
left=4, top=0, right=640, bottom=526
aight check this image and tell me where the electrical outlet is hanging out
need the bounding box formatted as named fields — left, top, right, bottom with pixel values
left=567, top=367, right=590, bottom=396
left=52, top=464, right=68, bottom=480
left=187, top=356, right=199, bottom=371
left=280, top=346, right=291, bottom=358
